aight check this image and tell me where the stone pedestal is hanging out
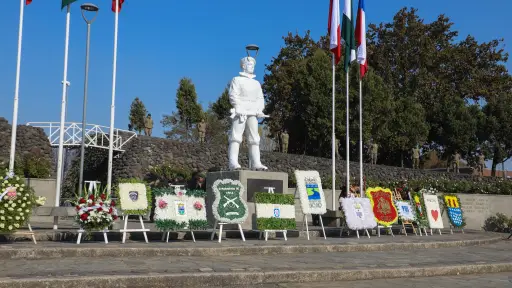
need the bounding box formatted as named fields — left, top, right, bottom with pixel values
left=206, top=170, right=288, bottom=230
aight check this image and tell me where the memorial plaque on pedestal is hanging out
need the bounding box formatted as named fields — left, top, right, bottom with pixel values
left=206, top=170, right=288, bottom=230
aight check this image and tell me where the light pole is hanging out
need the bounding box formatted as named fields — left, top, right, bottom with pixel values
left=78, top=3, right=99, bottom=197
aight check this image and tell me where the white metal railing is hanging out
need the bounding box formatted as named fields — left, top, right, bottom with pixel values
left=26, top=122, right=137, bottom=151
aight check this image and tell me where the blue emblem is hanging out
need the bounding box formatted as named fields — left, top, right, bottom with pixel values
left=273, top=208, right=280, bottom=218
left=447, top=207, right=463, bottom=227
left=129, top=191, right=139, bottom=201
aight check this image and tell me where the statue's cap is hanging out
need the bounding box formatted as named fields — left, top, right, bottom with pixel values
left=240, top=57, right=256, bottom=69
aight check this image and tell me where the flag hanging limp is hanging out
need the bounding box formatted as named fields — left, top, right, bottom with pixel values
left=328, top=0, right=342, bottom=65
left=61, top=0, right=78, bottom=10
left=112, top=0, right=125, bottom=12
left=342, top=0, right=356, bottom=72
left=355, top=0, right=368, bottom=78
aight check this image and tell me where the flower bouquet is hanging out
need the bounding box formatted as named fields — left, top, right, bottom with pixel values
left=0, top=171, right=35, bottom=233
left=74, top=186, right=118, bottom=231
left=35, top=196, right=46, bottom=207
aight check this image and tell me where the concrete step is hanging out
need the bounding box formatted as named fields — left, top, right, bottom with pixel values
left=0, top=240, right=510, bottom=288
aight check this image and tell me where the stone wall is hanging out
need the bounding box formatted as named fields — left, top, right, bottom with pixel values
left=113, top=136, right=478, bottom=185
left=0, top=117, right=52, bottom=171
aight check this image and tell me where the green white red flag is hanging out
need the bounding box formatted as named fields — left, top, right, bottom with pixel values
left=61, top=0, right=77, bottom=10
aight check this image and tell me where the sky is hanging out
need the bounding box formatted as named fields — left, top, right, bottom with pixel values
left=0, top=0, right=511, bottom=168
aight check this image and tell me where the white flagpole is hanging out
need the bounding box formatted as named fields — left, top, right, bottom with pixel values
left=54, top=4, right=72, bottom=229
left=331, top=54, right=336, bottom=210
left=359, top=79, right=363, bottom=196
left=345, top=71, right=350, bottom=197
left=107, top=0, right=119, bottom=193
left=9, top=0, right=25, bottom=174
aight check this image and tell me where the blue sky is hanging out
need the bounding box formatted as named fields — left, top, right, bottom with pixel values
left=1, top=0, right=511, bottom=167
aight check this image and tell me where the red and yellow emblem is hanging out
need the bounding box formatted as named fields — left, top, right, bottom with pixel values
left=366, top=187, right=398, bottom=226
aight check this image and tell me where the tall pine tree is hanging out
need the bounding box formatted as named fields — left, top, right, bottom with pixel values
left=162, top=78, right=203, bottom=141
left=128, top=97, right=147, bottom=134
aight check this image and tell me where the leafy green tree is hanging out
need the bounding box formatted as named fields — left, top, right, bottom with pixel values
left=479, top=88, right=512, bottom=176
left=128, top=97, right=147, bottom=134
left=211, top=84, right=232, bottom=120
left=162, top=78, right=203, bottom=141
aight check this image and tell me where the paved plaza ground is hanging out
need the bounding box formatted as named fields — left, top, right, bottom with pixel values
left=222, top=273, right=512, bottom=288
left=0, top=230, right=510, bottom=287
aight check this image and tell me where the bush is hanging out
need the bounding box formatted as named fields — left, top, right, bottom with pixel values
left=483, top=213, right=511, bottom=233
left=22, top=153, right=51, bottom=179
left=145, top=164, right=192, bottom=188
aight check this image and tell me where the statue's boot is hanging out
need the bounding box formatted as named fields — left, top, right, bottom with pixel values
left=228, top=142, right=242, bottom=170
left=249, top=144, right=268, bottom=170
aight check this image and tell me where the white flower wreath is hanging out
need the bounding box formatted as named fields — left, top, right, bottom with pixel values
left=340, top=197, right=377, bottom=230
left=212, top=179, right=249, bottom=224
left=294, top=170, right=327, bottom=215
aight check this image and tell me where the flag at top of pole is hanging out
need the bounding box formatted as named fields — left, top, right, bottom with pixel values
left=25, top=0, right=32, bottom=5
left=342, top=0, right=356, bottom=72
left=355, top=0, right=368, bottom=78
left=61, top=0, right=77, bottom=9
left=112, top=0, right=125, bottom=12
left=328, top=0, right=341, bottom=65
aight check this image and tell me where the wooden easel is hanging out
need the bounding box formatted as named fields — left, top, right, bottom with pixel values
left=393, top=189, right=416, bottom=236
left=2, top=223, right=37, bottom=244
left=120, top=214, right=150, bottom=244
left=77, top=228, right=108, bottom=244
left=294, top=188, right=326, bottom=240
left=210, top=220, right=245, bottom=243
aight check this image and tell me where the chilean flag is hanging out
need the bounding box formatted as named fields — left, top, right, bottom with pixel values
left=328, top=0, right=342, bottom=65
left=355, top=0, right=368, bottom=78
left=26, top=0, right=32, bottom=4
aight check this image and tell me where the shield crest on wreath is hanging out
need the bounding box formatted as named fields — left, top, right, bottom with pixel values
left=212, top=179, right=249, bottom=224
left=366, top=187, right=398, bottom=226
left=444, top=195, right=463, bottom=227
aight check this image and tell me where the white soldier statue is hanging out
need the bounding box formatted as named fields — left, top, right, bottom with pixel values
left=228, top=55, right=269, bottom=170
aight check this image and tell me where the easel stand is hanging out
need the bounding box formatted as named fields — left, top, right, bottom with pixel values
left=449, top=225, right=464, bottom=234
left=339, top=226, right=371, bottom=239
left=376, top=225, right=394, bottom=237
left=210, top=220, right=245, bottom=243
left=1, top=223, right=37, bottom=244
left=294, top=188, right=326, bottom=240
left=430, top=228, right=442, bottom=235
left=161, top=229, right=198, bottom=243
left=401, top=221, right=417, bottom=236
left=417, top=226, right=429, bottom=236
left=120, top=215, right=150, bottom=244
left=258, top=230, right=288, bottom=241
left=301, top=214, right=326, bottom=240
left=77, top=228, right=108, bottom=244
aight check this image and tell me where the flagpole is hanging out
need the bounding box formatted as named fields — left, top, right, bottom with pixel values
left=54, top=4, right=72, bottom=229
left=345, top=71, right=350, bottom=197
left=9, top=0, right=25, bottom=174
left=358, top=79, right=363, bottom=196
left=331, top=54, right=336, bottom=210
left=107, top=0, right=119, bottom=193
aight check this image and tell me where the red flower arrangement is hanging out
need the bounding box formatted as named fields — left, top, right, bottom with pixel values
left=74, top=187, right=118, bottom=231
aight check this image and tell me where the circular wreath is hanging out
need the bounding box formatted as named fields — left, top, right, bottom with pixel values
left=0, top=172, right=35, bottom=233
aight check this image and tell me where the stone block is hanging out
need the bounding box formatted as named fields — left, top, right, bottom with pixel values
left=206, top=170, right=288, bottom=230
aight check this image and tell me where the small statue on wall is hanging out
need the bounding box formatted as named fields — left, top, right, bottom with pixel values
left=280, top=130, right=289, bottom=153
left=412, top=145, right=420, bottom=169
left=370, top=142, right=378, bottom=165
left=197, top=118, right=207, bottom=143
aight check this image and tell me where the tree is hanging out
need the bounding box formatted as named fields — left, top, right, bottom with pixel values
left=479, top=86, right=512, bottom=176
left=367, top=7, right=510, bottom=163
left=162, top=78, right=203, bottom=141
left=211, top=84, right=232, bottom=120
left=128, top=97, right=147, bottom=134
